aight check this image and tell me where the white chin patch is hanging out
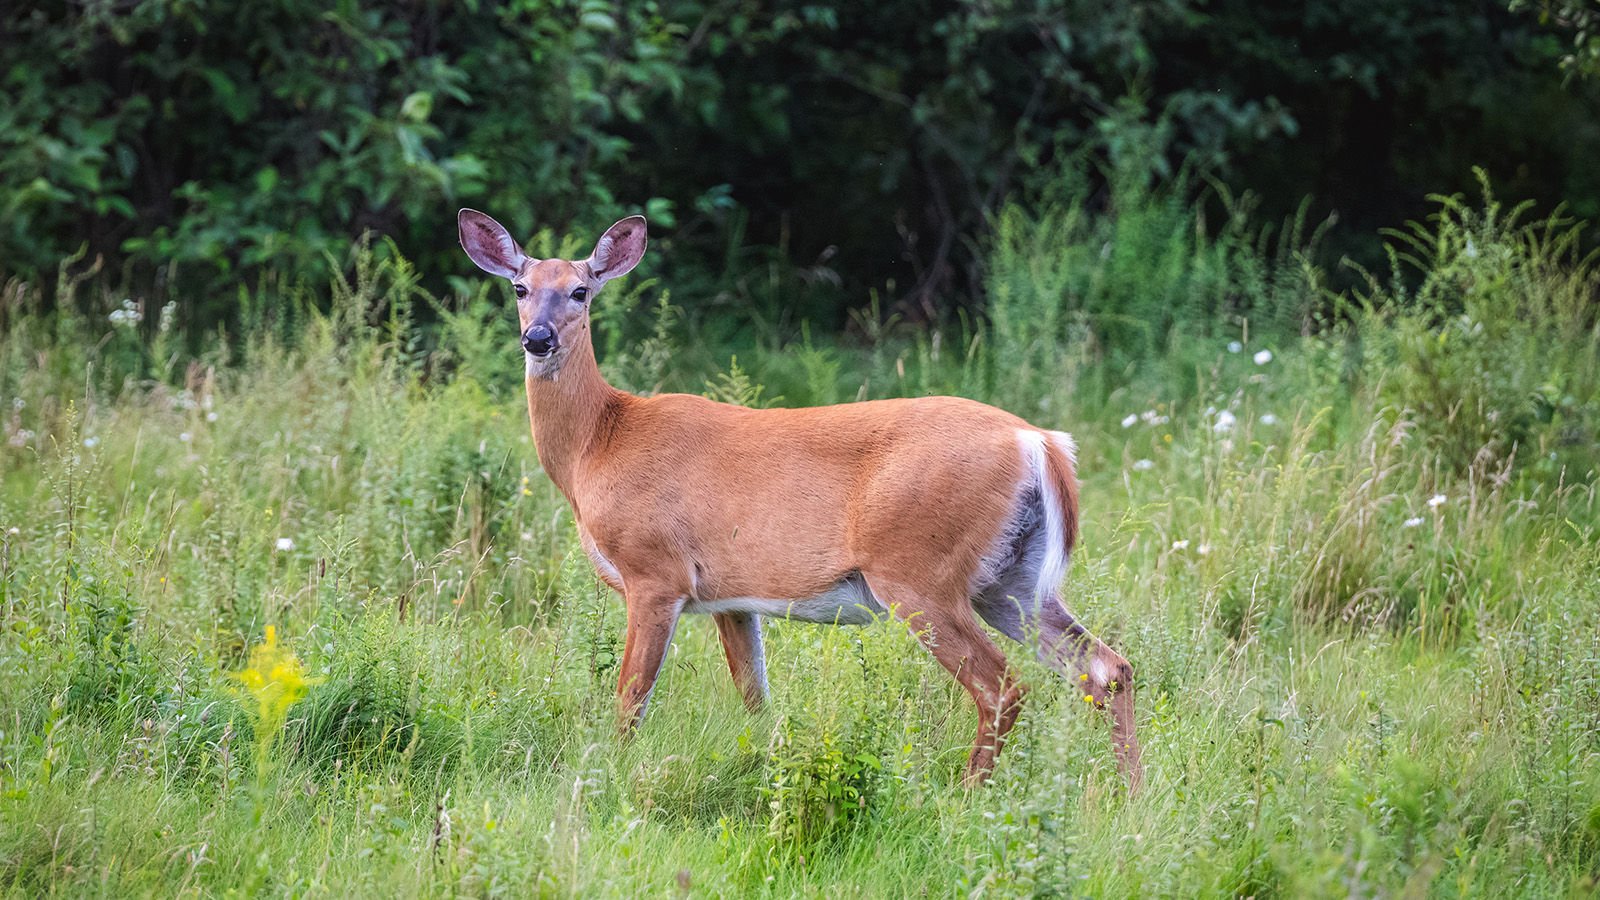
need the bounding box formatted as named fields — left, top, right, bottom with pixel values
left=526, top=350, right=566, bottom=380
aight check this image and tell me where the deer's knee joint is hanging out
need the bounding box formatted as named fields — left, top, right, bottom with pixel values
left=1001, top=680, right=1029, bottom=715
left=1109, top=659, right=1133, bottom=694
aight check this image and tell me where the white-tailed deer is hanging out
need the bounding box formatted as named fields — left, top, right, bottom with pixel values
left=458, top=210, right=1142, bottom=788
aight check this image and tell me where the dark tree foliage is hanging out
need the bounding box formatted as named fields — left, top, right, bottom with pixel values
left=1150, top=0, right=1600, bottom=265
left=1, top=0, right=1596, bottom=328
left=1, top=0, right=717, bottom=314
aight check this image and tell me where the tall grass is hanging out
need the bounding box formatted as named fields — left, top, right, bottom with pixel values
left=0, top=178, right=1597, bottom=897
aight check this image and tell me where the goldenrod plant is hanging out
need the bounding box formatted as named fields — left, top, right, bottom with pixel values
left=230, top=626, right=321, bottom=783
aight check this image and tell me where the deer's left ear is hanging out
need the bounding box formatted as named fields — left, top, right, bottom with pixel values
left=587, top=216, right=647, bottom=283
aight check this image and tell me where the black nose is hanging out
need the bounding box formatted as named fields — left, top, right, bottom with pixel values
left=522, top=324, right=557, bottom=356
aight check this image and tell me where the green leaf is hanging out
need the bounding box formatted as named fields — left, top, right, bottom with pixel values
left=400, top=91, right=433, bottom=122
left=580, top=11, right=616, bottom=32
left=645, top=196, right=676, bottom=228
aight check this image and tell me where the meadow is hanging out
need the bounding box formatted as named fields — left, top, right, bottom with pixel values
left=2, top=181, right=1599, bottom=898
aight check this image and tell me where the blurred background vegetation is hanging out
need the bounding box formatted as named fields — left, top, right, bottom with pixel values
left=3, top=0, right=1599, bottom=338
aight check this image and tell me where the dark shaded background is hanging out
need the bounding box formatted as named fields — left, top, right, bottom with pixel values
left=3, top=0, right=1597, bottom=330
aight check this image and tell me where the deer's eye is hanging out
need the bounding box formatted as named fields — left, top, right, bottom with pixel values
left=514, top=283, right=528, bottom=298
left=571, top=287, right=588, bottom=303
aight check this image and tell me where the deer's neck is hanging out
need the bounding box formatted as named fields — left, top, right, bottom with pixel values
left=524, top=337, right=625, bottom=503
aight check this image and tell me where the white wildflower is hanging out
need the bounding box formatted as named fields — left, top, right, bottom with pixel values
left=1227, top=341, right=1242, bottom=353
left=1140, top=409, right=1169, bottom=425
left=83, top=436, right=99, bottom=448
left=179, top=432, right=193, bottom=443
left=1212, top=410, right=1237, bottom=433
left=1463, top=235, right=1477, bottom=259
left=1121, top=414, right=1138, bottom=428
left=206, top=411, right=218, bottom=422
left=1253, top=349, right=1273, bottom=365
left=1427, top=494, right=1447, bottom=508
left=275, top=538, right=295, bottom=552
left=1132, top=459, right=1154, bottom=471
left=6, top=527, right=18, bottom=536
left=1197, top=543, right=1211, bottom=555
left=158, top=301, right=178, bottom=333
left=1171, top=540, right=1190, bottom=551
left=1403, top=517, right=1425, bottom=528
left=1259, top=413, right=1278, bottom=425
left=108, top=299, right=143, bottom=326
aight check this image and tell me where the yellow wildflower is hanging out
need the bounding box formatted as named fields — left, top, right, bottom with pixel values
left=231, top=626, right=322, bottom=777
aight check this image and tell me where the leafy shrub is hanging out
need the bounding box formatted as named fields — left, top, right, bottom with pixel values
left=763, top=706, right=889, bottom=847
left=64, top=591, right=152, bottom=716
left=756, top=619, right=933, bottom=851
left=1354, top=171, right=1600, bottom=473
left=983, top=158, right=1328, bottom=390
left=295, top=614, right=451, bottom=771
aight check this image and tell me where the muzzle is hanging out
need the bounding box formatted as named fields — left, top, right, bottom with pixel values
left=522, top=323, right=558, bottom=357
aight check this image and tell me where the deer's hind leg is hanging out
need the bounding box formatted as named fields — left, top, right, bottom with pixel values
left=974, top=563, right=1142, bottom=790
left=862, top=571, right=1026, bottom=788
left=968, top=475, right=1140, bottom=787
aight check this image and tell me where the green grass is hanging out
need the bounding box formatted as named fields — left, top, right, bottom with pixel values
left=2, top=184, right=1599, bottom=898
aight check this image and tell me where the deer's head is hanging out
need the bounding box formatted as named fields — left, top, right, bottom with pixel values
left=458, top=210, right=647, bottom=379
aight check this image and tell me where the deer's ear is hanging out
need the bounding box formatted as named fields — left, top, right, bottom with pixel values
left=587, top=216, right=647, bottom=283
left=458, top=209, right=529, bottom=279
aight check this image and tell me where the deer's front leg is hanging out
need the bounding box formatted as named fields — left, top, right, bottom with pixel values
left=713, top=611, right=768, bottom=711
left=615, top=589, right=685, bottom=737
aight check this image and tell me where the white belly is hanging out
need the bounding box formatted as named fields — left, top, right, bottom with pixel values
left=683, top=575, right=887, bottom=625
